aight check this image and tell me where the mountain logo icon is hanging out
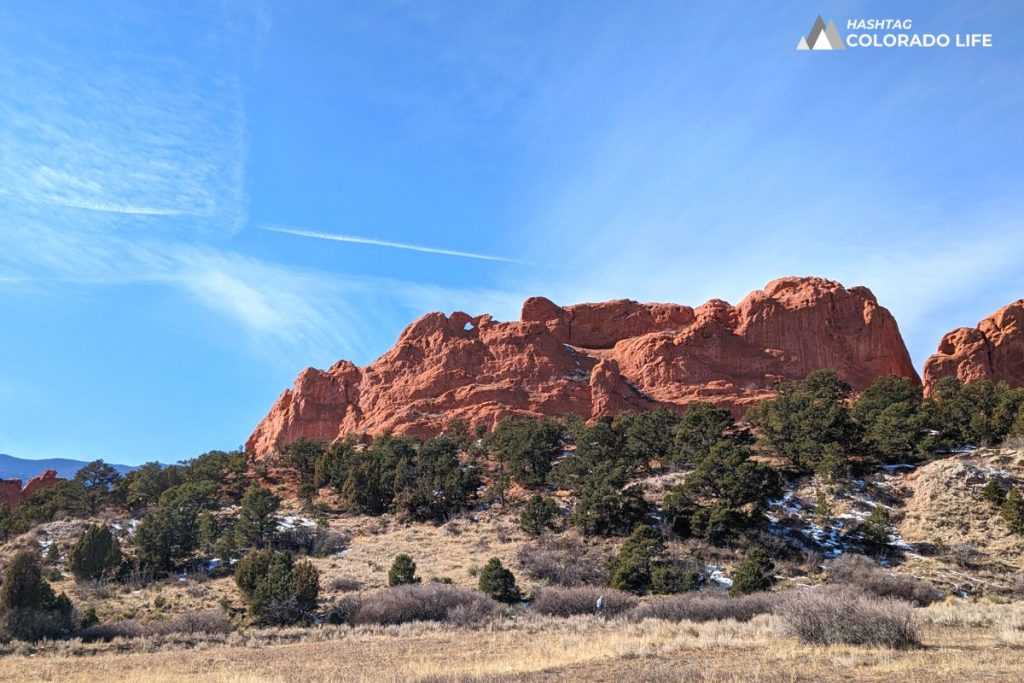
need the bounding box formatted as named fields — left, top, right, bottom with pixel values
left=797, top=15, right=846, bottom=51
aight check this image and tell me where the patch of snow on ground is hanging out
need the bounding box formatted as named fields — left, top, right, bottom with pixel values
left=706, top=565, right=733, bottom=588
left=881, top=463, right=917, bottom=473
left=277, top=515, right=317, bottom=530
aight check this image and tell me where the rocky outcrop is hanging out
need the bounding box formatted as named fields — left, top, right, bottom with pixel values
left=247, top=276, right=919, bottom=458
left=923, top=300, right=1024, bottom=394
left=0, top=469, right=60, bottom=510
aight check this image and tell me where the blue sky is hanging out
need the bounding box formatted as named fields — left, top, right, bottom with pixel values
left=1, top=1, right=1021, bottom=465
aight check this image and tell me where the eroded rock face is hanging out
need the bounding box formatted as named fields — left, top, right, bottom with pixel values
left=923, top=300, right=1024, bottom=393
left=247, top=276, right=919, bottom=458
left=0, top=469, right=60, bottom=510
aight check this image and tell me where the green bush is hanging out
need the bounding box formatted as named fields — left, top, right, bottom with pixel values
left=1001, top=489, right=1024, bottom=534
left=282, top=438, right=328, bottom=503
left=730, top=547, right=775, bottom=596
left=335, top=433, right=478, bottom=520
left=611, top=408, right=678, bottom=470
left=568, top=464, right=649, bottom=537
left=74, top=460, right=123, bottom=513
left=478, top=558, right=522, bottom=604
left=487, top=417, right=563, bottom=488
left=851, top=376, right=928, bottom=463
left=650, top=564, right=699, bottom=594
left=671, top=402, right=748, bottom=466
left=519, top=494, right=559, bottom=536
left=746, top=370, right=858, bottom=473
left=664, top=441, right=781, bottom=543
left=388, top=554, right=420, bottom=587
left=79, top=606, right=99, bottom=628
left=0, top=550, right=75, bottom=641
left=69, top=524, right=122, bottom=581
left=234, top=549, right=319, bottom=624
left=289, top=559, right=320, bottom=611
left=608, top=525, right=663, bottom=593
left=982, top=477, right=1007, bottom=507
left=235, top=485, right=281, bottom=549
left=860, top=507, right=895, bottom=551
left=135, top=480, right=219, bottom=572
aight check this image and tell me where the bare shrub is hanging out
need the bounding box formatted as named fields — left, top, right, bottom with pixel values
left=627, top=592, right=779, bottom=623
left=780, top=586, right=919, bottom=648
left=517, top=537, right=608, bottom=587
left=161, top=610, right=233, bottom=635
left=448, top=600, right=501, bottom=627
left=329, top=576, right=362, bottom=593
left=79, top=610, right=231, bottom=642
left=947, top=544, right=980, bottom=569
left=119, top=563, right=157, bottom=590
left=324, top=597, right=360, bottom=625
left=530, top=587, right=635, bottom=617
left=273, top=527, right=350, bottom=557
left=352, top=584, right=501, bottom=626
left=826, top=554, right=941, bottom=605
left=1002, top=435, right=1024, bottom=450
left=74, top=579, right=112, bottom=600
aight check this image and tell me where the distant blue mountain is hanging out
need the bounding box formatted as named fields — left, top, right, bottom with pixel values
left=0, top=454, right=136, bottom=481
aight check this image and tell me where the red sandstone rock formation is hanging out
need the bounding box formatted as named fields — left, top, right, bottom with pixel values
left=923, top=299, right=1024, bottom=394
left=0, top=469, right=60, bottom=510
left=247, top=276, right=919, bottom=458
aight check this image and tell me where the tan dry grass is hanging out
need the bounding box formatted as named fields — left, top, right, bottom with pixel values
left=3, top=607, right=1024, bottom=682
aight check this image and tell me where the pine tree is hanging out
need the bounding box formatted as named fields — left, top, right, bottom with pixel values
left=69, top=524, right=122, bottom=581
left=234, top=548, right=318, bottom=625
left=289, top=559, right=320, bottom=611
left=815, top=490, right=833, bottom=526
left=730, top=547, right=775, bottom=595
left=861, top=507, right=894, bottom=551
left=235, top=485, right=280, bottom=549
left=982, top=477, right=1007, bottom=507
left=1001, top=489, right=1024, bottom=534
left=478, top=558, right=521, bottom=604
left=0, top=549, right=75, bottom=640
left=519, top=494, right=559, bottom=536
left=388, top=554, right=420, bottom=586
left=608, top=525, right=664, bottom=592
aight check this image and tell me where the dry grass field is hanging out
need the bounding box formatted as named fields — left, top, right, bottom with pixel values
left=2, top=601, right=1024, bottom=682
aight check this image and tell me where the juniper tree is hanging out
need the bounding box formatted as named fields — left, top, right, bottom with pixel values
left=730, top=546, right=775, bottom=595
left=388, top=554, right=420, bottom=586
left=235, top=485, right=280, bottom=549
left=1001, top=489, right=1024, bottom=534
left=69, top=524, right=122, bottom=581
left=478, top=558, right=521, bottom=604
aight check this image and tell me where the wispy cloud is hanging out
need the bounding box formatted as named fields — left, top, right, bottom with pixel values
left=38, top=196, right=185, bottom=217
left=261, top=225, right=535, bottom=265
left=0, top=6, right=250, bottom=238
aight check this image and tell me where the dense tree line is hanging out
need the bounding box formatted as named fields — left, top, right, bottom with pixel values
left=2, top=368, right=1022, bottom=624
left=283, top=431, right=480, bottom=522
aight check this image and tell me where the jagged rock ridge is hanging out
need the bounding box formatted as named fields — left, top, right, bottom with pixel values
left=923, top=299, right=1024, bottom=394
left=246, top=276, right=919, bottom=458
left=0, top=470, right=60, bottom=510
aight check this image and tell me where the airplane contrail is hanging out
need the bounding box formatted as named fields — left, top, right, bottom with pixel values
left=260, top=225, right=532, bottom=264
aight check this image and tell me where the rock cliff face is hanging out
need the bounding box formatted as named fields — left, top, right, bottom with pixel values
left=923, top=300, right=1024, bottom=394
left=247, top=276, right=919, bottom=458
left=0, top=469, right=60, bottom=510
